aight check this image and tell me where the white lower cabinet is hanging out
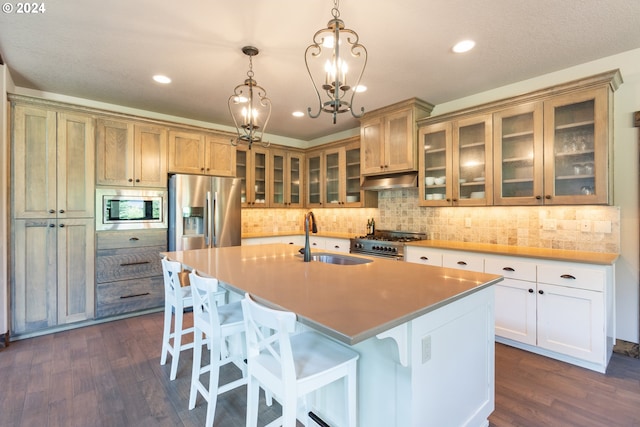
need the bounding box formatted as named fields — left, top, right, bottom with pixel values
left=407, top=246, right=615, bottom=373
left=241, top=235, right=347, bottom=252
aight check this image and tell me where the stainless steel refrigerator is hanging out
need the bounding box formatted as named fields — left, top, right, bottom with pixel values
left=168, top=174, right=242, bottom=251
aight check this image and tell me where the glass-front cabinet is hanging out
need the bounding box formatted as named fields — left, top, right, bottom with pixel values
left=270, top=149, right=304, bottom=208
left=493, top=103, right=544, bottom=205
left=419, top=115, right=492, bottom=206
left=306, top=150, right=323, bottom=208
left=543, top=87, right=610, bottom=205
left=236, top=146, right=269, bottom=207
left=306, top=136, right=373, bottom=208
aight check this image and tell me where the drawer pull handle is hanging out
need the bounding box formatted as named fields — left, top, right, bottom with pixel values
left=120, top=292, right=150, bottom=299
left=560, top=274, right=576, bottom=280
left=457, top=261, right=467, bottom=266
left=120, top=261, right=151, bottom=267
left=502, top=267, right=515, bottom=272
left=420, top=256, right=429, bottom=260
left=129, top=237, right=139, bottom=241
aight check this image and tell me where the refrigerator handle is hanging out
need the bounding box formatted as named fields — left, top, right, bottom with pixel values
left=205, top=191, right=211, bottom=246
left=212, top=191, right=217, bottom=247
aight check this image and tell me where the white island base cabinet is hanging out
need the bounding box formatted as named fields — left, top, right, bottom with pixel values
left=307, top=286, right=495, bottom=427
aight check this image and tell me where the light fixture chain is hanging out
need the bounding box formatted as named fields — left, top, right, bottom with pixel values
left=331, top=0, right=340, bottom=19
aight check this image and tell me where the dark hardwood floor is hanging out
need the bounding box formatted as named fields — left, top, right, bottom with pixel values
left=1, top=311, right=639, bottom=427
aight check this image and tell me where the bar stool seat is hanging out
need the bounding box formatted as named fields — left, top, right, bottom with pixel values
left=189, top=271, right=247, bottom=427
left=241, top=293, right=359, bottom=427
left=160, top=257, right=194, bottom=381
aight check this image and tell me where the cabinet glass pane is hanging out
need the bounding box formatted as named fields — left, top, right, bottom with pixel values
left=289, top=157, right=300, bottom=204
left=553, top=100, right=595, bottom=197
left=308, top=156, right=321, bottom=204
left=254, top=152, right=266, bottom=204
left=272, top=154, right=284, bottom=204
left=325, top=152, right=339, bottom=203
left=423, top=130, right=446, bottom=201
left=346, top=148, right=360, bottom=203
left=236, top=150, right=247, bottom=203
left=458, top=123, right=486, bottom=199
left=500, top=112, right=534, bottom=198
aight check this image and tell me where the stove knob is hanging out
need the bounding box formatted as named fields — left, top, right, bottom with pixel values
left=392, top=247, right=398, bottom=253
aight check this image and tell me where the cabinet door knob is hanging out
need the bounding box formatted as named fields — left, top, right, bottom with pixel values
left=135, top=179, right=140, bottom=182
left=49, top=209, right=55, bottom=214
left=538, top=290, right=544, bottom=295
left=535, top=195, right=542, bottom=200
left=59, top=224, right=65, bottom=228
left=528, top=288, right=534, bottom=293
left=49, top=223, right=55, bottom=228
left=59, top=209, right=65, bottom=214
left=128, top=178, right=133, bottom=182
left=545, top=195, right=552, bottom=200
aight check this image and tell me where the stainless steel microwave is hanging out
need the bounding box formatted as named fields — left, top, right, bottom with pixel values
left=96, top=188, right=168, bottom=230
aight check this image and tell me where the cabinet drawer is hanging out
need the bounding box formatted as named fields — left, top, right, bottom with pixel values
left=443, top=252, right=484, bottom=271
left=405, top=247, right=442, bottom=267
left=537, top=263, right=604, bottom=292
left=96, top=229, right=167, bottom=250
left=324, top=238, right=349, bottom=253
left=96, top=275, right=164, bottom=318
left=485, top=256, right=536, bottom=281
left=96, top=245, right=164, bottom=283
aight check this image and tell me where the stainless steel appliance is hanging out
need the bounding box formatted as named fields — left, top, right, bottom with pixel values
left=96, top=188, right=167, bottom=230
left=168, top=174, right=242, bottom=251
left=350, top=230, right=427, bottom=260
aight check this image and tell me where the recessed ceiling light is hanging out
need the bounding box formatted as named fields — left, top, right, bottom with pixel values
left=452, top=40, right=476, bottom=53
left=292, top=111, right=305, bottom=118
left=153, top=74, right=172, bottom=84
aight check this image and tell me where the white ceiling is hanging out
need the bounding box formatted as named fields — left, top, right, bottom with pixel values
left=1, top=0, right=639, bottom=142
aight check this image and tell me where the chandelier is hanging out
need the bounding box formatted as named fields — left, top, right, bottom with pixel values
left=228, top=46, right=271, bottom=149
left=305, top=0, right=367, bottom=124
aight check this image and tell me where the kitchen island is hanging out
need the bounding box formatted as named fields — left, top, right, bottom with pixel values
left=162, top=244, right=503, bottom=427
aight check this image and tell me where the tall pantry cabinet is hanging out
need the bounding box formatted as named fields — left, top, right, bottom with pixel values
left=10, top=101, right=95, bottom=334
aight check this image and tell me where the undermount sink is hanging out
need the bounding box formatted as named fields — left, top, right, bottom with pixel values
left=299, top=252, right=373, bottom=265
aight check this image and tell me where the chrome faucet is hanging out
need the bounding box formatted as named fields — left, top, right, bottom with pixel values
left=303, top=211, right=318, bottom=262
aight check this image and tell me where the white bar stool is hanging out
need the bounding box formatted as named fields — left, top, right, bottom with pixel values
left=241, top=293, right=359, bottom=427
left=160, top=257, right=194, bottom=380
left=188, top=271, right=248, bottom=427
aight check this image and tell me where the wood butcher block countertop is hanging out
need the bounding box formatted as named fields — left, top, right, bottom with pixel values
left=406, top=240, right=619, bottom=265
left=162, top=244, right=502, bottom=345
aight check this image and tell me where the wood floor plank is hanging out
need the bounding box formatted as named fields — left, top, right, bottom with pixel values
left=2, top=312, right=640, bottom=427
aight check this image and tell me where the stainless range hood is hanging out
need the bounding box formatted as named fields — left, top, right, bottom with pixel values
left=361, top=172, right=419, bottom=191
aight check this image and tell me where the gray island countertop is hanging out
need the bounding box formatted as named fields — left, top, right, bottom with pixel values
left=162, top=243, right=502, bottom=345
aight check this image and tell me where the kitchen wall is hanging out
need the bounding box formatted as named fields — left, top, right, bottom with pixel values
left=242, top=207, right=378, bottom=236
left=242, top=200, right=620, bottom=253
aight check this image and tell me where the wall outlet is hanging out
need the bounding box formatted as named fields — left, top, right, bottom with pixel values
left=594, top=220, right=612, bottom=233
left=465, top=218, right=471, bottom=228
left=542, top=219, right=557, bottom=231
left=422, top=335, right=431, bottom=364
left=580, top=220, right=591, bottom=232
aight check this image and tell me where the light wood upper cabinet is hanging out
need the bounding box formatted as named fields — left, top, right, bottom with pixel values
left=236, top=145, right=269, bottom=207
left=14, top=105, right=95, bottom=218
left=493, top=102, right=544, bottom=205
left=360, top=98, right=434, bottom=175
left=419, top=114, right=493, bottom=206
left=96, top=119, right=167, bottom=187
left=168, top=129, right=236, bottom=177
left=542, top=87, right=611, bottom=205
left=270, top=149, right=304, bottom=208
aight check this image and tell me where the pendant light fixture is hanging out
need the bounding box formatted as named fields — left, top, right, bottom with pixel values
left=228, top=46, right=271, bottom=149
left=305, top=0, right=367, bottom=124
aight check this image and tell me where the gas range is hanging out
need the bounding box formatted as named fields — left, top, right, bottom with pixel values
left=350, top=230, right=427, bottom=260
